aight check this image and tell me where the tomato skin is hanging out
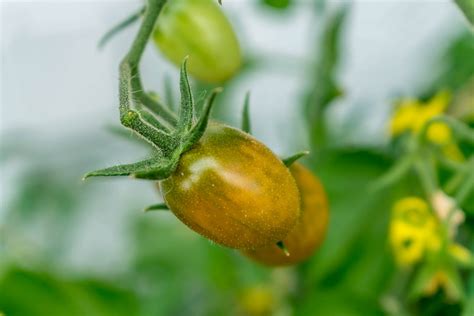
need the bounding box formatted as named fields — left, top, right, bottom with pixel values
left=160, top=123, right=300, bottom=249
left=243, top=163, right=329, bottom=266
left=152, top=0, right=241, bottom=83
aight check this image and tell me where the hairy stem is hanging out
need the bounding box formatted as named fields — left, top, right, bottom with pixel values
left=120, top=0, right=177, bottom=126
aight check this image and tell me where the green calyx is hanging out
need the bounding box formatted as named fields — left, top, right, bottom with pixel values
left=85, top=0, right=221, bottom=181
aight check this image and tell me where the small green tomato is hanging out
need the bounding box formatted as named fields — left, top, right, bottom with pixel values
left=153, top=0, right=241, bottom=83
left=160, top=123, right=301, bottom=249
left=243, top=163, right=329, bottom=266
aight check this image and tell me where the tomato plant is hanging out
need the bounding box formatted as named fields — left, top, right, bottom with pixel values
left=160, top=123, right=300, bottom=249
left=153, top=0, right=241, bottom=83
left=85, top=0, right=304, bottom=250
left=243, top=163, right=329, bottom=265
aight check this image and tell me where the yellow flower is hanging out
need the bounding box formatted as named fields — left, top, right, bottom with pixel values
left=389, top=90, right=451, bottom=138
left=389, top=197, right=442, bottom=267
left=426, top=122, right=452, bottom=145
left=390, top=99, right=421, bottom=136
left=389, top=91, right=465, bottom=160
left=412, top=90, right=451, bottom=133
left=390, top=221, right=426, bottom=266
left=392, top=197, right=431, bottom=226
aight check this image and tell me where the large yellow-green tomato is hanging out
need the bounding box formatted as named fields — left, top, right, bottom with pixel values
left=153, top=0, right=241, bottom=83
left=243, top=163, right=329, bottom=266
left=160, top=123, right=300, bottom=249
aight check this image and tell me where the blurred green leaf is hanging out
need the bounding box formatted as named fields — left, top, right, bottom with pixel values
left=0, top=267, right=139, bottom=316
left=261, top=0, right=292, bottom=10
left=415, top=291, right=462, bottom=316
left=304, top=6, right=348, bottom=151
left=427, top=32, right=474, bottom=94
left=464, top=262, right=474, bottom=316
left=294, top=289, right=385, bottom=316
left=454, top=0, right=474, bottom=28
left=451, top=78, right=474, bottom=122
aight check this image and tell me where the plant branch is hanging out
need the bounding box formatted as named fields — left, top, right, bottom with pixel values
left=119, top=0, right=177, bottom=126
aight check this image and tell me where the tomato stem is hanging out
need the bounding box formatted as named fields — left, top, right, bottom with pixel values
left=414, top=154, right=438, bottom=197
left=119, top=0, right=176, bottom=126
left=85, top=0, right=223, bottom=181
left=453, top=158, right=474, bottom=207
left=369, top=153, right=416, bottom=193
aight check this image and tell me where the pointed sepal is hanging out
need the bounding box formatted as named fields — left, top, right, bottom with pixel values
left=144, top=203, right=169, bottom=212
left=83, top=156, right=173, bottom=180
left=183, top=87, right=222, bottom=151
left=282, top=151, right=310, bottom=167
left=241, top=92, right=252, bottom=134
left=177, top=57, right=195, bottom=131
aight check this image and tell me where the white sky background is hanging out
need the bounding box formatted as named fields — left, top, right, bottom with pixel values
left=0, top=0, right=468, bottom=273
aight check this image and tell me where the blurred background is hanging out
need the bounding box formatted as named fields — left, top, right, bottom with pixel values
left=1, top=0, right=473, bottom=315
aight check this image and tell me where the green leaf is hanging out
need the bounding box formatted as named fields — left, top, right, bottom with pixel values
left=427, top=32, right=474, bottom=94
left=463, top=297, right=474, bottom=316
left=128, top=215, right=252, bottom=315
left=261, top=0, right=292, bottom=10
left=454, top=0, right=474, bottom=28
left=304, top=6, right=348, bottom=150
left=463, top=257, right=474, bottom=316
left=0, top=267, right=140, bottom=316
